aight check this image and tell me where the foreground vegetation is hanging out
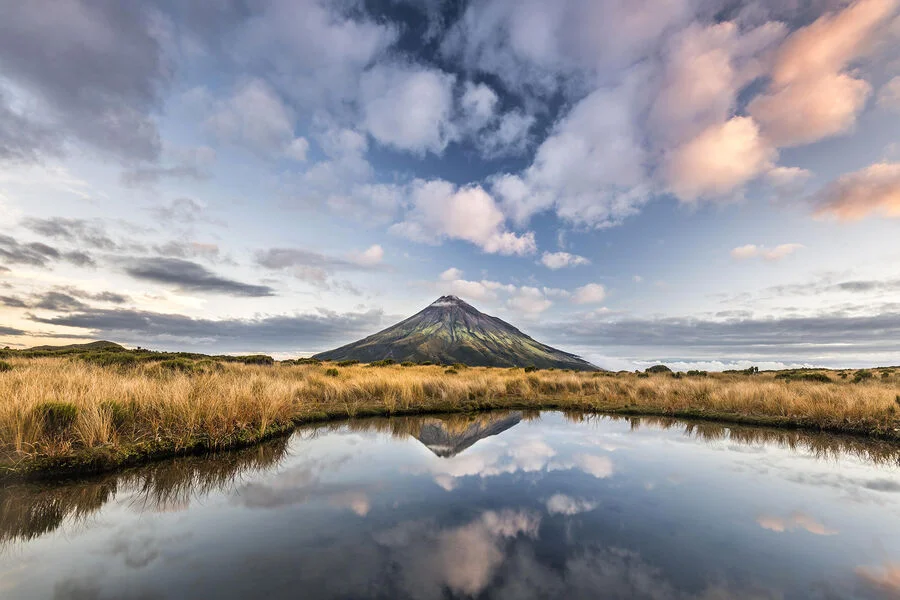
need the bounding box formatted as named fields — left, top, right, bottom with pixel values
left=1, top=351, right=899, bottom=479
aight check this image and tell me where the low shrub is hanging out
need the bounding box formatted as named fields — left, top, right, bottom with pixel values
left=34, top=402, right=78, bottom=435
left=325, top=368, right=339, bottom=377
left=637, top=372, right=650, bottom=378
left=233, top=355, right=274, bottom=365
left=451, top=363, right=469, bottom=370
left=0, top=360, right=12, bottom=373
left=686, top=370, right=708, bottom=377
left=158, top=358, right=196, bottom=373
left=294, top=357, right=322, bottom=366
left=337, top=360, right=360, bottom=367
left=401, top=361, right=415, bottom=367
left=646, top=365, right=672, bottom=374
left=671, top=372, right=683, bottom=379
left=524, top=366, right=537, bottom=373
left=419, top=361, right=434, bottom=366
left=775, top=372, right=831, bottom=384
left=853, top=370, right=874, bottom=384
left=80, top=352, right=140, bottom=369
left=368, top=359, right=396, bottom=367
left=444, top=368, right=458, bottom=375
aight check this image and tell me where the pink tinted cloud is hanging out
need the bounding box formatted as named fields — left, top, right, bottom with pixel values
left=815, top=161, right=900, bottom=220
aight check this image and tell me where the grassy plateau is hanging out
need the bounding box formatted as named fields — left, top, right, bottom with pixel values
left=1, top=351, right=899, bottom=479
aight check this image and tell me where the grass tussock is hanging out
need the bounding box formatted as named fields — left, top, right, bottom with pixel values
left=1, top=357, right=900, bottom=478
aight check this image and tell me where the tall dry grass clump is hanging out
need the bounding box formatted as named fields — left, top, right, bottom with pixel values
left=1, top=357, right=899, bottom=477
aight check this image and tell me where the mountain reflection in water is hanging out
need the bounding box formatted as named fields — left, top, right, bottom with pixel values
left=2, top=412, right=900, bottom=599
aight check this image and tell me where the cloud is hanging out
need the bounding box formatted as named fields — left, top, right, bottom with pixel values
left=255, top=245, right=383, bottom=286
left=0, top=1, right=168, bottom=162
left=493, top=83, right=649, bottom=228
left=814, top=161, right=900, bottom=220
left=439, top=267, right=464, bottom=281
left=748, top=0, right=897, bottom=147
left=459, top=81, right=499, bottom=131
left=878, top=76, right=900, bottom=111
left=349, top=244, right=384, bottom=267
left=0, top=234, right=94, bottom=268
left=572, top=283, right=606, bottom=304
left=856, top=562, right=900, bottom=595
left=765, top=166, right=813, bottom=200
left=571, top=453, right=614, bottom=478
left=150, top=198, right=207, bottom=224
left=664, top=117, right=776, bottom=200
left=507, top=287, right=553, bottom=316
left=435, top=269, right=517, bottom=303
left=232, top=0, right=398, bottom=111
left=756, top=512, right=837, bottom=535
left=540, top=252, right=590, bottom=269
left=22, top=217, right=117, bottom=250
left=531, top=312, right=900, bottom=359
left=545, top=494, right=598, bottom=515
left=154, top=241, right=221, bottom=261
left=391, top=179, right=536, bottom=255
left=375, top=510, right=541, bottom=598
left=124, top=257, right=275, bottom=297
left=120, top=146, right=217, bottom=187
left=441, top=0, right=693, bottom=98
left=360, top=62, right=456, bottom=155
left=28, top=306, right=386, bottom=351
left=205, top=79, right=306, bottom=156
left=477, top=110, right=537, bottom=159
left=730, top=243, right=804, bottom=260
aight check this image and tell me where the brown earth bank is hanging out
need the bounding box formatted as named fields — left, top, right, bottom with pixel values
left=1, top=356, right=899, bottom=480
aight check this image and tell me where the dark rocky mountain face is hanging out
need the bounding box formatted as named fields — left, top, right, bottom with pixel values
left=313, top=295, right=597, bottom=370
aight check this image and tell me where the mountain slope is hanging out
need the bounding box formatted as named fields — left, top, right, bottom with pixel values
left=313, top=295, right=597, bottom=370
left=413, top=412, right=523, bottom=457
left=26, top=341, right=125, bottom=352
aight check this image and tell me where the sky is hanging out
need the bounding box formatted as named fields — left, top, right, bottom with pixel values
left=1, top=0, right=899, bottom=370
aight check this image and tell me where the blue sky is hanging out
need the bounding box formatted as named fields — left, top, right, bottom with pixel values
left=1, top=0, right=899, bottom=370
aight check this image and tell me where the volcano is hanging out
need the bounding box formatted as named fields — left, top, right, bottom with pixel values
left=313, top=295, right=597, bottom=370
left=413, top=412, right=524, bottom=457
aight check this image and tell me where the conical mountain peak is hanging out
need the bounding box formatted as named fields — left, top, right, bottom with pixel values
left=314, top=296, right=597, bottom=370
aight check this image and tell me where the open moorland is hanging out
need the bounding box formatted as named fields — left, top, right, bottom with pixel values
left=1, top=347, right=899, bottom=479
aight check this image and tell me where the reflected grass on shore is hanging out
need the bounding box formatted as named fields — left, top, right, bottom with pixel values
left=1, top=357, right=899, bottom=478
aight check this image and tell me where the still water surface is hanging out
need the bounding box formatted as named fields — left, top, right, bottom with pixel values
left=2, top=412, right=900, bottom=599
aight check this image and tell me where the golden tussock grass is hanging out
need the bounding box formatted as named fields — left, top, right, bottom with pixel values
left=0, top=357, right=898, bottom=478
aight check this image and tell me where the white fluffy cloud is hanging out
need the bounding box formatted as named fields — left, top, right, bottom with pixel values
left=360, top=63, right=456, bottom=155
left=391, top=179, right=536, bottom=255
left=572, top=283, right=606, bottom=304
left=349, top=244, right=384, bottom=266
left=204, top=79, right=307, bottom=156
left=540, top=251, right=590, bottom=269
left=493, top=83, right=649, bottom=228
left=434, top=270, right=559, bottom=315
left=459, top=81, right=499, bottom=130
left=730, top=243, right=804, bottom=260
left=814, top=161, right=900, bottom=220
left=507, top=286, right=553, bottom=316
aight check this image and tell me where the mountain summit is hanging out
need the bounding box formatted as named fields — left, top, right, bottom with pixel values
left=313, top=295, right=597, bottom=370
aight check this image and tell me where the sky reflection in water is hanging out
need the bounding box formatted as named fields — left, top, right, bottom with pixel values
left=2, top=412, right=900, bottom=599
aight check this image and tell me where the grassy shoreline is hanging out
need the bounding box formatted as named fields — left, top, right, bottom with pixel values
left=1, top=356, right=899, bottom=480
